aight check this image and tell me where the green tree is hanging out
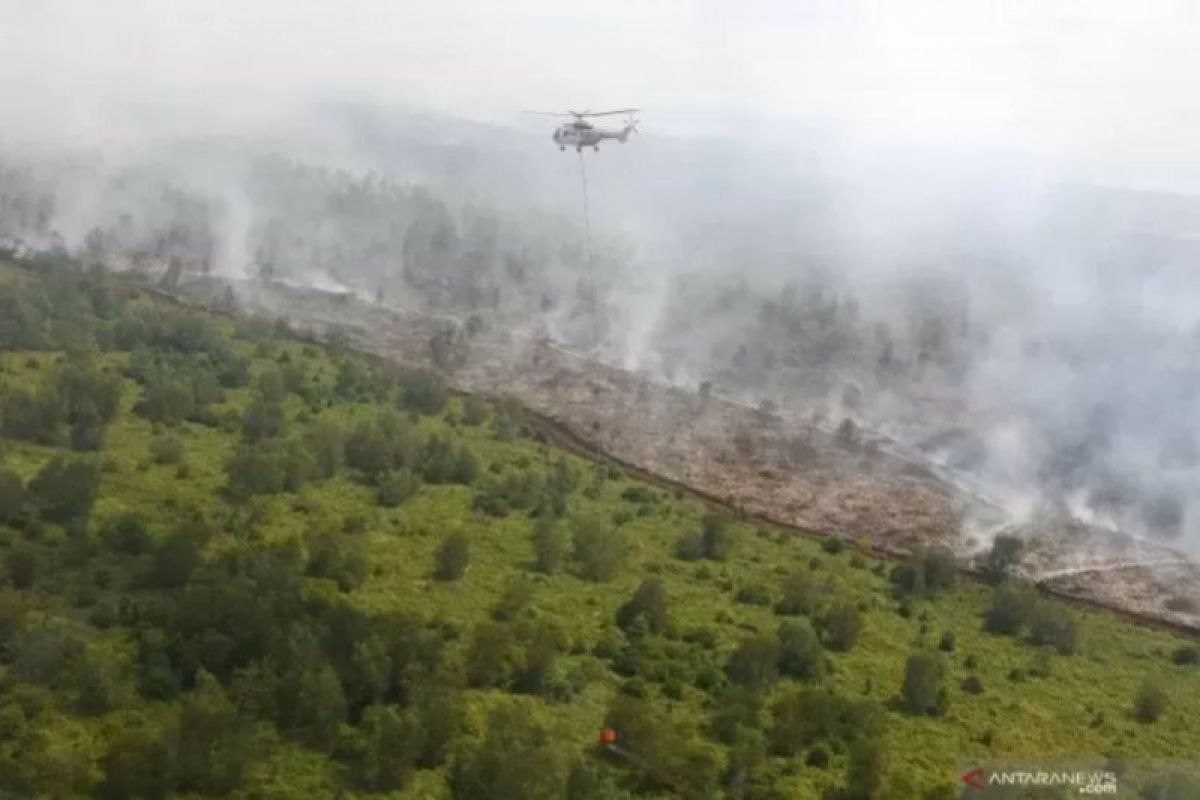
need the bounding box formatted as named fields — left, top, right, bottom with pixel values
left=726, top=634, right=780, bottom=689
left=28, top=456, right=98, bottom=522
left=983, top=585, right=1036, bottom=636
left=378, top=469, right=421, bottom=507
left=533, top=515, right=567, bottom=574
left=353, top=704, right=421, bottom=791
left=901, top=651, right=948, bottom=716
left=304, top=420, right=345, bottom=479
left=988, top=534, right=1025, bottom=581
left=305, top=528, right=366, bottom=591
left=4, top=547, right=39, bottom=590
left=0, top=469, right=28, bottom=524
left=1029, top=604, right=1081, bottom=655
left=777, top=619, right=825, bottom=681
left=450, top=701, right=569, bottom=800
left=465, top=622, right=521, bottom=688
left=617, top=577, right=670, bottom=635
left=710, top=686, right=764, bottom=745
left=175, top=669, right=256, bottom=794
left=99, top=728, right=176, bottom=800
left=346, top=420, right=394, bottom=480
left=435, top=532, right=470, bottom=581
left=701, top=513, right=732, bottom=560
left=775, top=570, right=819, bottom=616
left=572, top=515, right=625, bottom=582
left=821, top=602, right=863, bottom=652
left=845, top=736, right=885, bottom=799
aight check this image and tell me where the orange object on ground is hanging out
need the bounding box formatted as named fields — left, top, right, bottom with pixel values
left=599, top=727, right=618, bottom=745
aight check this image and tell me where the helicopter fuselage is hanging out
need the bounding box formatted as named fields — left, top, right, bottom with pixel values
left=553, top=122, right=631, bottom=151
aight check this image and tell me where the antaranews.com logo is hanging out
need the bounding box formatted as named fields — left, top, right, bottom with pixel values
left=960, top=764, right=1118, bottom=795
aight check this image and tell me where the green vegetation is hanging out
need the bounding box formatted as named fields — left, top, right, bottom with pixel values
left=0, top=257, right=1197, bottom=798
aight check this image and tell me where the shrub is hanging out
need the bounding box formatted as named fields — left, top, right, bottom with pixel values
left=435, top=532, right=469, bottom=581
left=775, top=571, right=819, bottom=617
left=891, top=546, right=957, bottom=596
left=1171, top=645, right=1200, bottom=666
left=736, top=583, right=772, bottom=607
left=5, top=547, right=39, bottom=589
left=961, top=675, right=984, bottom=695
left=572, top=515, right=625, bottom=582
left=726, top=634, right=780, bottom=689
left=701, top=514, right=732, bottom=561
left=1029, top=605, right=1081, bottom=655
left=821, top=602, right=863, bottom=652
left=29, top=456, right=98, bottom=522
left=0, top=469, right=29, bottom=524
left=983, top=585, right=1036, bottom=636
left=616, top=578, right=670, bottom=635
left=674, top=532, right=705, bottom=561
left=1134, top=678, right=1168, bottom=723
left=532, top=516, right=567, bottom=574
left=149, top=434, right=185, bottom=465
left=461, top=395, right=488, bottom=426
left=821, top=536, right=845, bottom=555
left=777, top=620, right=825, bottom=681
left=768, top=688, right=882, bottom=756
left=378, top=470, right=421, bottom=508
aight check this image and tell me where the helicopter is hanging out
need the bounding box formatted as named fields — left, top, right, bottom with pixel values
left=525, top=109, right=641, bottom=152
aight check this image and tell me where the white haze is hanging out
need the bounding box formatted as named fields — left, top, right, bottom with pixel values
left=3, top=2, right=1200, bottom=550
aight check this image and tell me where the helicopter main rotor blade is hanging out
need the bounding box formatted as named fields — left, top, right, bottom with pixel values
left=584, top=108, right=640, bottom=117
left=522, top=110, right=574, bottom=117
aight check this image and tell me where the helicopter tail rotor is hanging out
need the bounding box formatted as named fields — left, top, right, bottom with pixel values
left=619, top=118, right=641, bottom=142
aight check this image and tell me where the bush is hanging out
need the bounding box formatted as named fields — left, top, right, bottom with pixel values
left=5, top=547, right=39, bottom=589
left=1134, top=678, right=1168, bottom=723
left=29, top=456, right=98, bottom=522
left=736, top=583, right=772, bottom=607
left=821, top=602, right=862, bottom=652
left=449, top=701, right=569, bottom=800
left=674, top=532, right=705, bottom=561
left=616, top=578, right=670, bottom=635
left=1171, top=645, right=1200, bottom=666
left=775, top=571, right=819, bottom=617
left=901, top=651, right=948, bottom=716
left=0, top=469, right=29, bottom=524
left=983, top=585, right=1036, bottom=636
left=726, top=634, right=780, bottom=689
left=1029, top=605, right=1081, bottom=655
left=821, top=536, right=845, bottom=555
left=378, top=470, right=421, bottom=507
left=777, top=620, right=825, bottom=681
left=149, top=434, right=185, bottom=465
left=101, top=512, right=153, bottom=556
left=572, top=515, right=625, bottom=582
left=961, top=675, right=984, bottom=695
left=461, top=395, right=488, bottom=426
left=891, top=546, right=957, bottom=597
left=768, top=688, right=882, bottom=756
left=435, top=532, right=469, bottom=581
left=701, top=514, right=732, bottom=561
left=532, top=516, right=567, bottom=574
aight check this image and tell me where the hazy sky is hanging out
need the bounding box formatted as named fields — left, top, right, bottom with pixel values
left=5, top=0, right=1200, bottom=190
